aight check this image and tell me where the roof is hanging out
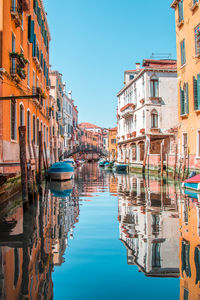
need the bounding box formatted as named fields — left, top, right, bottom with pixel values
left=142, top=59, right=177, bottom=69
left=79, top=122, right=101, bottom=129
left=117, top=59, right=177, bottom=97
left=124, top=69, right=137, bottom=73
left=109, top=127, right=117, bottom=131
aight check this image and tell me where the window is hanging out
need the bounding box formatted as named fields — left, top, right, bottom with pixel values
left=180, top=83, right=189, bottom=115
left=193, top=74, right=200, bottom=110
left=150, top=79, right=159, bottom=98
left=19, top=104, right=24, bottom=126
left=27, top=62, right=30, bottom=87
left=36, top=118, right=39, bottom=145
left=44, top=124, right=46, bottom=143
left=111, top=139, right=116, bottom=144
left=46, top=127, right=48, bottom=146
left=33, top=115, right=36, bottom=143
left=130, top=75, right=134, bottom=80
left=181, top=39, right=186, bottom=66
left=194, top=24, right=200, bottom=55
left=178, top=0, right=184, bottom=22
left=182, top=133, right=188, bottom=155
left=197, top=130, right=200, bottom=157
left=151, top=110, right=158, bottom=128
left=11, top=99, right=17, bottom=140
left=33, top=70, right=35, bottom=90
left=27, top=110, right=31, bottom=142
left=11, top=33, right=16, bottom=74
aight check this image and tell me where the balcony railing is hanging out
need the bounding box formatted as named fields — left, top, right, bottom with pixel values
left=120, top=104, right=135, bottom=119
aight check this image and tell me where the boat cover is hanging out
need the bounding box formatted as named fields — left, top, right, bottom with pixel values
left=48, top=162, right=74, bottom=173
left=184, top=174, right=200, bottom=183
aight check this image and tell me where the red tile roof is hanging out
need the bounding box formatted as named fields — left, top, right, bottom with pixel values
left=142, top=59, right=177, bottom=69
left=79, top=122, right=101, bottom=129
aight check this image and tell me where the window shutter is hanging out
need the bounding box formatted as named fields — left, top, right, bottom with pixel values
left=194, top=76, right=198, bottom=110
left=30, top=20, right=34, bottom=43
left=32, top=34, right=36, bottom=57
left=180, top=87, right=185, bottom=115
left=186, top=83, right=189, bottom=114
left=197, top=74, right=200, bottom=110
left=28, top=16, right=31, bottom=42
left=150, top=81, right=153, bottom=97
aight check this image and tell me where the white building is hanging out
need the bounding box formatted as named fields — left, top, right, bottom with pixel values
left=63, top=89, right=73, bottom=151
left=117, top=59, right=178, bottom=166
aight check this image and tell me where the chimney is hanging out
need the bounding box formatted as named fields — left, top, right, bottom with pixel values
left=136, top=63, right=140, bottom=70
left=68, top=90, right=72, bottom=99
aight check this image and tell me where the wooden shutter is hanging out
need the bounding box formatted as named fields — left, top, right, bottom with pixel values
left=194, top=76, right=198, bottom=110
left=197, top=74, right=200, bottom=110
left=180, top=87, right=185, bottom=115
left=186, top=83, right=189, bottom=114
left=32, top=34, right=36, bottom=57
left=28, top=16, right=31, bottom=42
left=30, top=20, right=34, bottom=43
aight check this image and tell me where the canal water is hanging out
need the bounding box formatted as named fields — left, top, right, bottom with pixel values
left=0, top=163, right=199, bottom=299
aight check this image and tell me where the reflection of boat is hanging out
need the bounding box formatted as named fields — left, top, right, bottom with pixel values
left=183, top=189, right=200, bottom=202
left=113, top=163, right=128, bottom=172
left=182, top=174, right=200, bottom=191
left=48, top=162, right=74, bottom=181
left=99, top=160, right=109, bottom=167
left=49, top=180, right=73, bottom=197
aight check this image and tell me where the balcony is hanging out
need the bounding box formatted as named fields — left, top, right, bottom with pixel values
left=149, top=97, right=162, bottom=103
left=150, top=128, right=161, bottom=134
left=190, top=0, right=199, bottom=11
left=10, top=6, right=22, bottom=28
left=10, top=65, right=20, bottom=83
left=120, top=103, right=135, bottom=119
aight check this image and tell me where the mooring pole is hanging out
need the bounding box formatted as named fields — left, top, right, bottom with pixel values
left=19, top=126, right=28, bottom=202
left=38, top=131, right=43, bottom=185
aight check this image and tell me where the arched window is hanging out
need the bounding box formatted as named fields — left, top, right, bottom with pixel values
left=27, top=110, right=31, bottom=142
left=151, top=109, right=158, bottom=128
left=33, top=115, right=36, bottom=144
left=11, top=99, right=17, bottom=140
left=19, top=104, right=24, bottom=126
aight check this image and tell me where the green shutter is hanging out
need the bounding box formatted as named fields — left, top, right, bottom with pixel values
left=32, top=34, right=36, bottom=57
left=186, top=82, right=189, bottom=114
left=180, top=87, right=185, bottom=115
left=194, top=76, right=198, bottom=110
left=197, top=74, right=200, bottom=110
left=30, top=20, right=34, bottom=43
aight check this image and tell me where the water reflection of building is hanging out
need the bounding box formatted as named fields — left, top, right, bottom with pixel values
left=0, top=181, right=80, bottom=299
left=179, top=196, right=200, bottom=300
left=118, top=174, right=179, bottom=278
left=51, top=184, right=80, bottom=266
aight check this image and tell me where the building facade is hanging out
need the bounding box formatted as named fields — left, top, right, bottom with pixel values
left=117, top=60, right=178, bottom=168
left=171, top=0, right=200, bottom=169
left=108, top=127, right=117, bottom=161
left=0, top=0, right=51, bottom=174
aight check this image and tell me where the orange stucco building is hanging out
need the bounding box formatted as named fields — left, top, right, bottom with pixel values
left=0, top=0, right=51, bottom=174
left=108, top=127, right=117, bottom=161
left=179, top=197, right=200, bottom=299
left=171, top=0, right=200, bottom=169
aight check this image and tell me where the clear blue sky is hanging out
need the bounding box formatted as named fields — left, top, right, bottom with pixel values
left=43, top=0, right=177, bottom=128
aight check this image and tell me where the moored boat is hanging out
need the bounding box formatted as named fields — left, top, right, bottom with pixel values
left=113, top=163, right=128, bottom=172
left=48, top=162, right=74, bottom=181
left=182, top=174, right=200, bottom=191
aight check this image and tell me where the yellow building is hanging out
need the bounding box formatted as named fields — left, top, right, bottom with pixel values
left=171, top=0, right=200, bottom=169
left=108, top=127, right=117, bottom=161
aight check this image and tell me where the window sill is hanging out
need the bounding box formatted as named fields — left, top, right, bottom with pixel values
left=177, top=19, right=184, bottom=28
left=180, top=113, right=189, bottom=118
left=190, top=2, right=199, bottom=12
left=180, top=63, right=186, bottom=69
left=11, top=139, right=17, bottom=143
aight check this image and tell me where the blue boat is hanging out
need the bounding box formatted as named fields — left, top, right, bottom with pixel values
left=48, top=162, right=74, bottom=181
left=182, top=174, right=200, bottom=191
left=99, top=160, right=109, bottom=167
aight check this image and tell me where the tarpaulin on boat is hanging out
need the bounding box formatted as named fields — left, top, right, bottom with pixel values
left=184, top=174, right=200, bottom=183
